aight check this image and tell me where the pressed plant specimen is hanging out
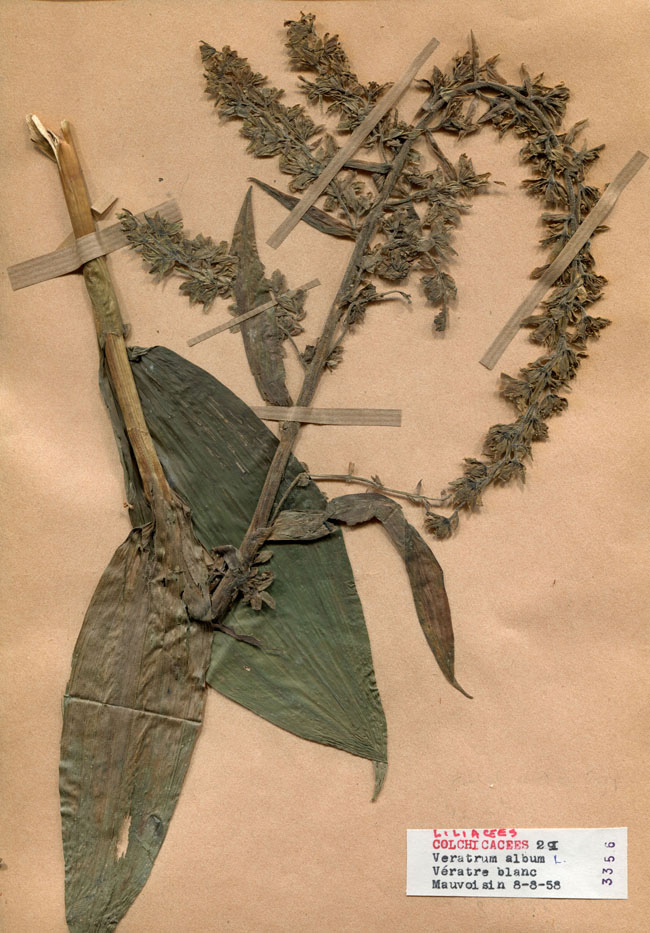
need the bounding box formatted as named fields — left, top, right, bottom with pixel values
left=14, top=11, right=637, bottom=931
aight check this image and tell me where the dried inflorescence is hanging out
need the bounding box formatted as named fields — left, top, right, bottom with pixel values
left=284, top=12, right=409, bottom=147
left=125, top=13, right=610, bottom=543
left=199, top=13, right=491, bottom=334
left=419, top=50, right=608, bottom=536
left=200, top=33, right=375, bottom=228
left=119, top=210, right=237, bottom=309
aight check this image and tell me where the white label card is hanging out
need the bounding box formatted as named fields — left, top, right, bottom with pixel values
left=407, top=828, right=627, bottom=898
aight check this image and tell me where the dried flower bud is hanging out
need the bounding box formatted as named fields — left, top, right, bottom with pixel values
left=424, top=511, right=459, bottom=539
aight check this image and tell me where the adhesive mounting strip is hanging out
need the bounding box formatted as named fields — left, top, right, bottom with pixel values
left=8, top=199, right=181, bottom=291
left=480, top=151, right=648, bottom=370
left=253, top=406, right=401, bottom=427
left=188, top=279, right=321, bottom=347
left=266, top=34, right=439, bottom=249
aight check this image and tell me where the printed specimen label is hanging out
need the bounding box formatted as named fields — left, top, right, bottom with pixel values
left=406, top=828, right=627, bottom=898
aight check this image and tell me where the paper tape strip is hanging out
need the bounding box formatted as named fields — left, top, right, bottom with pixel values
left=266, top=34, right=439, bottom=249
left=480, top=151, right=648, bottom=370
left=56, top=195, right=119, bottom=250
left=253, top=406, right=402, bottom=427
left=8, top=199, right=181, bottom=291
left=187, top=279, right=321, bottom=347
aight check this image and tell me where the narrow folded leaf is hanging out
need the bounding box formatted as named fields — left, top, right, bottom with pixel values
left=250, top=177, right=356, bottom=240
left=270, top=493, right=471, bottom=698
left=60, top=494, right=213, bottom=932
left=117, top=346, right=387, bottom=796
left=231, top=188, right=292, bottom=406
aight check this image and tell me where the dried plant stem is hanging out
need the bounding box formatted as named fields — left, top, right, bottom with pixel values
left=563, top=168, right=579, bottom=230
left=423, top=81, right=556, bottom=135
left=210, top=128, right=426, bottom=620
left=424, top=131, right=456, bottom=178
left=309, top=473, right=447, bottom=509
left=269, top=472, right=309, bottom=526
left=31, top=117, right=172, bottom=507
left=207, top=58, right=594, bottom=591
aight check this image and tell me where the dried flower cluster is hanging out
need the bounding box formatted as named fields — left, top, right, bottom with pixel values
left=418, top=49, right=608, bottom=536
left=124, top=13, right=609, bottom=542
left=199, top=13, right=490, bottom=334
left=119, top=210, right=236, bottom=309
left=200, top=33, right=374, bottom=228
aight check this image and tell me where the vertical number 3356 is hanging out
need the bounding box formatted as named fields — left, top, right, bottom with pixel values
left=602, top=841, right=615, bottom=885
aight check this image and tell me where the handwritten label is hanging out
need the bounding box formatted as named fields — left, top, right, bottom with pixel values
left=407, top=828, right=627, bottom=898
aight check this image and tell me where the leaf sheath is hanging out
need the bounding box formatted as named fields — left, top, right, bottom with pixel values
left=29, top=117, right=217, bottom=931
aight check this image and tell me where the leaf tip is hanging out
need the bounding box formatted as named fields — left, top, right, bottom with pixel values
left=371, top=760, right=387, bottom=801
left=450, top=677, right=473, bottom=700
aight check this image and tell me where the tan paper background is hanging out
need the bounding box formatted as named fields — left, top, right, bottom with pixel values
left=1, top=1, right=649, bottom=930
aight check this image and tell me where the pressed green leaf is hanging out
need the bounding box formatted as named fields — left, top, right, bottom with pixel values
left=231, top=188, right=292, bottom=406
left=270, top=493, right=470, bottom=698
left=121, top=346, right=387, bottom=796
left=60, top=494, right=213, bottom=933
left=250, top=176, right=357, bottom=240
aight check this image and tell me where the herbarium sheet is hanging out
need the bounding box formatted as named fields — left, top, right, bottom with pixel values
left=1, top=1, right=649, bottom=931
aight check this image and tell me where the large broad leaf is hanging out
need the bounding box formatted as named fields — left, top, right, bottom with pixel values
left=118, top=346, right=387, bottom=795
left=60, top=493, right=214, bottom=932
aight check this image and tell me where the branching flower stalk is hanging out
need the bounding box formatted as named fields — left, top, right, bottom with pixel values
left=124, top=13, right=610, bottom=559
left=286, top=18, right=609, bottom=541
left=310, top=470, right=446, bottom=510
left=208, top=106, right=446, bottom=621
